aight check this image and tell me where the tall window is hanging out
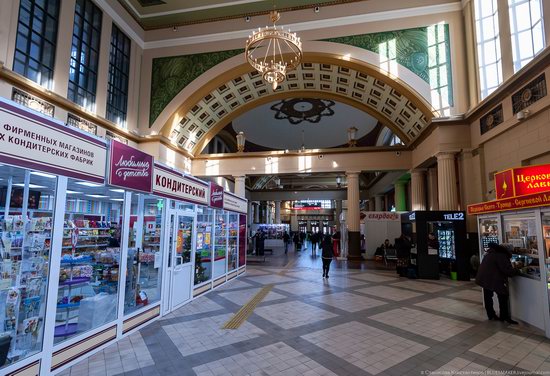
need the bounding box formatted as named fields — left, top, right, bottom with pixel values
left=68, top=0, right=102, bottom=111
left=106, top=25, right=131, bottom=126
left=13, top=0, right=60, bottom=88
left=474, top=0, right=503, bottom=99
left=509, top=0, right=545, bottom=72
left=428, top=23, right=452, bottom=116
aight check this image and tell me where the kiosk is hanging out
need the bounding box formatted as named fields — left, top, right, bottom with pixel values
left=401, top=211, right=469, bottom=280
left=469, top=164, right=550, bottom=337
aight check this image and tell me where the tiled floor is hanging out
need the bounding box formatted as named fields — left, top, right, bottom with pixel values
left=59, top=243, right=550, bottom=375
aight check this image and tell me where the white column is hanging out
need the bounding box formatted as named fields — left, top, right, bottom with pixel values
left=234, top=175, right=246, bottom=198
left=374, top=195, right=384, bottom=211
left=335, top=200, right=342, bottom=227
left=428, top=167, right=439, bottom=210
left=346, top=172, right=361, bottom=259
left=437, top=152, right=459, bottom=210
left=411, top=169, right=427, bottom=211
left=274, top=201, right=281, bottom=223
left=254, top=202, right=260, bottom=223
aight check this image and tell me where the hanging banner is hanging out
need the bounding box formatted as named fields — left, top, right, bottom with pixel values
left=494, top=164, right=550, bottom=199
left=468, top=190, right=550, bottom=215
left=223, top=192, right=247, bottom=214
left=209, top=182, right=224, bottom=209
left=152, top=163, right=208, bottom=205
left=108, top=140, right=153, bottom=193
left=0, top=98, right=106, bottom=182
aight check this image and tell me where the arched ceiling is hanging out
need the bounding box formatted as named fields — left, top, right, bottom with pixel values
left=161, top=53, right=436, bottom=156
left=232, top=98, right=379, bottom=150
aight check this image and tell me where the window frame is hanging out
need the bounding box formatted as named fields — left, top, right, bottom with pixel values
left=508, top=0, right=545, bottom=72
left=106, top=24, right=131, bottom=127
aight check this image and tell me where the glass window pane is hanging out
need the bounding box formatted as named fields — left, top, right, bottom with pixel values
left=195, top=208, right=213, bottom=285
left=515, top=2, right=533, bottom=31
left=54, top=179, right=124, bottom=344
left=483, top=41, right=497, bottom=64
left=518, top=30, right=534, bottom=59
left=0, top=167, right=57, bottom=370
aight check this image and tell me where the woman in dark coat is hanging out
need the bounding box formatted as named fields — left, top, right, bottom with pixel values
left=321, top=235, right=334, bottom=278
left=475, top=242, right=518, bottom=324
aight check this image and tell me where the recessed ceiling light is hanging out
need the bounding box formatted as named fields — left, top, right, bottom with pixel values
left=110, top=198, right=125, bottom=201
left=66, top=190, right=82, bottom=194
left=76, top=182, right=104, bottom=187
left=109, top=189, right=125, bottom=193
left=30, top=172, right=56, bottom=178
left=85, top=194, right=109, bottom=198
left=13, top=183, right=46, bottom=189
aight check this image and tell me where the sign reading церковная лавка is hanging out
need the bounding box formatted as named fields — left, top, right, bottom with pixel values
left=0, top=98, right=107, bottom=182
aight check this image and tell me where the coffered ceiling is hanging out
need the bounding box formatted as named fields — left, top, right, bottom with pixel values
left=119, top=0, right=362, bottom=29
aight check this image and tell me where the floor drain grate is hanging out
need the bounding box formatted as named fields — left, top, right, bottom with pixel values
left=222, top=284, right=273, bottom=329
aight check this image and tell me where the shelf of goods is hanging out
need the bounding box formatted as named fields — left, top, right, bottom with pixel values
left=0, top=214, right=51, bottom=366
left=55, top=219, right=119, bottom=339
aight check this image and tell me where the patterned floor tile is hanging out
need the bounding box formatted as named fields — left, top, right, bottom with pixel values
left=390, top=280, right=451, bottom=293
left=310, top=291, right=387, bottom=312
left=448, top=289, right=483, bottom=302
left=414, top=297, right=486, bottom=321
left=432, top=357, right=512, bottom=375
left=216, top=279, right=255, bottom=291
left=350, top=273, right=400, bottom=283
left=192, top=342, right=339, bottom=376
left=274, top=280, right=333, bottom=296
left=160, top=296, right=224, bottom=318
left=356, top=285, right=424, bottom=301
left=163, top=313, right=265, bottom=356
left=302, top=321, right=428, bottom=375
left=369, top=307, right=473, bottom=341
left=254, top=301, right=338, bottom=329
left=470, top=331, right=550, bottom=371
left=218, top=287, right=286, bottom=306
left=247, top=274, right=297, bottom=284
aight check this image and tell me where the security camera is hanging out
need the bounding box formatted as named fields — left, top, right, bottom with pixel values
left=516, top=110, right=529, bottom=120
left=314, top=6, right=320, bottom=13
left=318, top=154, right=324, bottom=159
left=396, top=151, right=401, bottom=156
left=245, top=16, right=251, bottom=22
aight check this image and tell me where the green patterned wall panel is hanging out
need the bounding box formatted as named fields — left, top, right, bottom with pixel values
left=149, top=25, right=452, bottom=126
left=150, top=49, right=243, bottom=125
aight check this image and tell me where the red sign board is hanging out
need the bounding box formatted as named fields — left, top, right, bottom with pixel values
left=108, top=140, right=153, bottom=193
left=468, top=190, right=550, bottom=215
left=209, top=182, right=224, bottom=208
left=495, top=164, right=550, bottom=198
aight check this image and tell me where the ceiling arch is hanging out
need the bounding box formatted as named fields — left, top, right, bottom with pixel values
left=156, top=42, right=437, bottom=156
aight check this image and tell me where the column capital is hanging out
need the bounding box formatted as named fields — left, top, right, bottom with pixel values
left=410, top=168, right=427, bottom=175
left=436, top=151, right=457, bottom=161
left=233, top=175, right=246, bottom=178
left=346, top=171, right=361, bottom=178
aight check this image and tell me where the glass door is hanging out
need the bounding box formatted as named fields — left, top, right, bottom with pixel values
left=228, top=213, right=238, bottom=272
left=213, top=210, right=227, bottom=279
left=169, top=214, right=193, bottom=309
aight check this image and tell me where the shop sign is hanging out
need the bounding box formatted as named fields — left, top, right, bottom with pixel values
left=152, top=164, right=208, bottom=205
left=362, top=212, right=400, bottom=221
left=0, top=98, right=106, bottom=182
left=223, top=192, right=247, bottom=214
left=495, top=164, right=550, bottom=198
left=209, top=182, right=224, bottom=209
left=442, top=213, right=465, bottom=220
left=108, top=140, right=153, bottom=193
left=467, top=191, right=550, bottom=215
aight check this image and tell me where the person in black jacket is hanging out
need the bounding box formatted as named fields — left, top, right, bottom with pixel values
left=394, top=234, right=411, bottom=276
left=283, top=231, right=290, bottom=254
left=475, top=242, right=519, bottom=324
left=321, top=235, right=334, bottom=278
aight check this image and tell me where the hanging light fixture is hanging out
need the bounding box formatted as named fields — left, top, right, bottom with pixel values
left=236, top=131, right=246, bottom=152
left=347, top=126, right=358, bottom=147
left=336, top=176, right=342, bottom=188
left=245, top=9, right=302, bottom=90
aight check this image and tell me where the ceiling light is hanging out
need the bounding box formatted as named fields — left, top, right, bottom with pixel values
left=13, top=183, right=46, bottom=189
left=236, top=131, right=246, bottom=153
left=66, top=190, right=82, bottom=194
left=86, top=194, right=109, bottom=198
left=245, top=10, right=302, bottom=90
left=109, top=189, right=125, bottom=193
left=76, top=182, right=104, bottom=187
left=30, top=172, right=56, bottom=178
left=110, top=198, right=125, bottom=201
left=347, top=126, right=358, bottom=147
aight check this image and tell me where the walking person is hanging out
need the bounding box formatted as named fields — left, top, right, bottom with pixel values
left=311, top=232, right=319, bottom=256
left=293, top=232, right=300, bottom=252
left=283, top=231, right=290, bottom=254
left=476, top=242, right=519, bottom=324
left=300, top=231, right=306, bottom=251
left=321, top=235, right=334, bottom=278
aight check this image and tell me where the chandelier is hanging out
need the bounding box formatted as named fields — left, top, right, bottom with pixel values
left=245, top=10, right=302, bottom=90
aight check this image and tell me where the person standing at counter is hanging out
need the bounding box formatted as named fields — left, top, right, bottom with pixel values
left=475, top=242, right=519, bottom=324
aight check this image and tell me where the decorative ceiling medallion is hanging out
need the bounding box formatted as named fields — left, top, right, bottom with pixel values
left=271, top=98, right=335, bottom=125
